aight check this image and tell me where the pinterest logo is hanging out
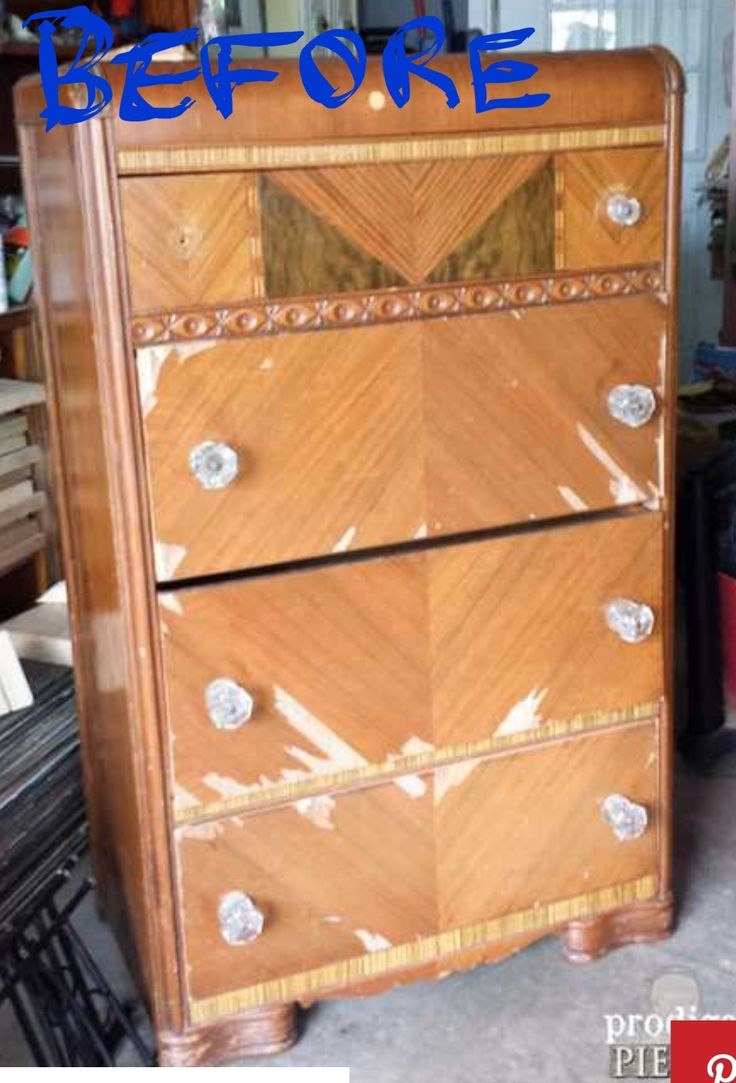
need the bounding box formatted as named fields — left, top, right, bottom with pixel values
left=708, top=1055, right=736, bottom=1083
left=671, top=1021, right=736, bottom=1083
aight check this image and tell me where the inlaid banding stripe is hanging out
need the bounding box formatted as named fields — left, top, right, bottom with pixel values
left=187, top=875, right=659, bottom=1021
left=132, top=265, right=666, bottom=346
left=172, top=702, right=662, bottom=824
left=118, top=124, right=666, bottom=176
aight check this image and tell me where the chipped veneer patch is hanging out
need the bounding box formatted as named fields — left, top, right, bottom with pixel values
left=173, top=783, right=202, bottom=813
left=137, top=346, right=171, bottom=419
left=275, top=687, right=370, bottom=774
left=332, top=525, right=358, bottom=554
left=557, top=486, right=588, bottom=513
left=180, top=820, right=224, bottom=841
left=202, top=773, right=256, bottom=800
left=393, top=774, right=428, bottom=799
left=434, top=760, right=479, bottom=804
left=160, top=592, right=184, bottom=616
left=414, top=523, right=429, bottom=541
left=154, top=541, right=187, bottom=581
left=494, top=688, right=549, bottom=737
left=355, top=929, right=393, bottom=953
left=400, top=737, right=435, bottom=756
left=576, top=424, right=646, bottom=505
left=137, top=342, right=213, bottom=418
left=295, top=793, right=337, bottom=830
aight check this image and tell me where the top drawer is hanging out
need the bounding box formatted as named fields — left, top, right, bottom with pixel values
left=120, top=148, right=666, bottom=314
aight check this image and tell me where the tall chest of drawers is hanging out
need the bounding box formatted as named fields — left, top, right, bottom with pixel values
left=16, top=48, right=683, bottom=1066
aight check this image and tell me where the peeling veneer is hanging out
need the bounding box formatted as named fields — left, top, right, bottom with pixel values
left=136, top=342, right=214, bottom=419
left=354, top=930, right=393, bottom=953
left=576, top=424, right=646, bottom=505
left=434, top=760, right=480, bottom=804
left=154, top=541, right=187, bottom=581
left=295, top=794, right=337, bottom=830
left=557, top=486, right=588, bottom=513
left=332, top=525, right=358, bottom=554
left=494, top=688, right=549, bottom=737
left=160, top=592, right=184, bottom=616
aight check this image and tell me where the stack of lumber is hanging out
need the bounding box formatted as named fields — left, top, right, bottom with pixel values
left=0, top=378, right=47, bottom=577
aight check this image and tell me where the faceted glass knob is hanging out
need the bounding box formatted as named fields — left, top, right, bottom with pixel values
left=189, top=441, right=239, bottom=491
left=601, top=794, right=649, bottom=842
left=606, top=193, right=643, bottom=227
left=605, top=599, right=655, bottom=644
left=205, top=679, right=254, bottom=730
left=608, top=385, right=657, bottom=429
left=218, top=891, right=265, bottom=945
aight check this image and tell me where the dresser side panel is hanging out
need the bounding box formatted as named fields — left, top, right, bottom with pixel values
left=16, top=116, right=183, bottom=1032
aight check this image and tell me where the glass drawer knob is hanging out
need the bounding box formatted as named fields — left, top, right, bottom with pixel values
left=608, top=385, right=657, bottom=429
left=205, top=679, right=254, bottom=730
left=606, top=193, right=643, bottom=227
left=605, top=599, right=655, bottom=644
left=218, top=891, right=265, bottom=945
left=602, top=794, right=649, bottom=842
left=189, top=441, right=239, bottom=490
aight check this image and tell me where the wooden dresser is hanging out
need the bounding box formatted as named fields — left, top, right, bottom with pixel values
left=16, top=48, right=683, bottom=1066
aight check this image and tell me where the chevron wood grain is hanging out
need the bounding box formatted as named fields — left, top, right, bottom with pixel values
left=259, top=177, right=405, bottom=297
left=435, top=723, right=659, bottom=930
left=120, top=173, right=265, bottom=311
left=560, top=147, right=667, bottom=269
left=141, top=295, right=666, bottom=581
left=21, top=45, right=682, bottom=1066
left=161, top=513, right=663, bottom=821
left=176, top=723, right=659, bottom=1006
left=427, top=161, right=555, bottom=283
left=264, top=156, right=551, bottom=286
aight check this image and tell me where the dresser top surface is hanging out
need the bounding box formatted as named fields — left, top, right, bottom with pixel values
left=14, top=47, right=682, bottom=151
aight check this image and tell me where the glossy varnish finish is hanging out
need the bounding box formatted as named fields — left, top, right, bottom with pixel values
left=16, top=48, right=683, bottom=1066
left=122, top=149, right=658, bottom=315
left=163, top=513, right=664, bottom=821
left=177, top=723, right=659, bottom=1014
left=144, top=298, right=666, bottom=579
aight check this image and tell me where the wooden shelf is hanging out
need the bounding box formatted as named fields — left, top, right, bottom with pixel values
left=0, top=378, right=45, bottom=415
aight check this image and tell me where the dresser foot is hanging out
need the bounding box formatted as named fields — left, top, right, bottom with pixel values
left=561, top=896, right=674, bottom=964
left=158, top=1003, right=299, bottom=1066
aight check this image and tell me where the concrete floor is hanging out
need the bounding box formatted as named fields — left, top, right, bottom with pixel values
left=1, top=762, right=735, bottom=1077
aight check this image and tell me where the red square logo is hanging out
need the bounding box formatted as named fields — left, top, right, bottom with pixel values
left=671, top=1022, right=736, bottom=1083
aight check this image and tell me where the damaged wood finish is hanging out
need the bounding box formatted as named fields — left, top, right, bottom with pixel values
left=143, top=298, right=666, bottom=579
left=17, top=47, right=683, bottom=1066
left=161, top=514, right=664, bottom=820
left=176, top=722, right=660, bottom=1015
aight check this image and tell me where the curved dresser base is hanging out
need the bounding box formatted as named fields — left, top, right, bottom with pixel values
left=562, top=896, right=675, bottom=964
left=158, top=1003, right=298, bottom=1067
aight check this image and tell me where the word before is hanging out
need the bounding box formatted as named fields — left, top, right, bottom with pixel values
left=25, top=6, right=551, bottom=131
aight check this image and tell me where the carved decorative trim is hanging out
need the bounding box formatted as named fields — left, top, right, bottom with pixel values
left=173, top=702, right=661, bottom=825
left=132, top=266, right=666, bottom=346
left=117, top=124, right=666, bottom=175
left=187, top=875, right=659, bottom=1022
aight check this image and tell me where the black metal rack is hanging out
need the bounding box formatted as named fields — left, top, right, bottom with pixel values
left=0, top=661, right=154, bottom=1066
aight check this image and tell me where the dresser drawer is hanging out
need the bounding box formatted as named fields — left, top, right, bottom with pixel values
left=162, top=513, right=664, bottom=821
left=143, top=296, right=666, bottom=580
left=177, top=723, right=660, bottom=1012
left=558, top=148, right=666, bottom=270
left=121, top=147, right=666, bottom=315
left=120, top=155, right=556, bottom=312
